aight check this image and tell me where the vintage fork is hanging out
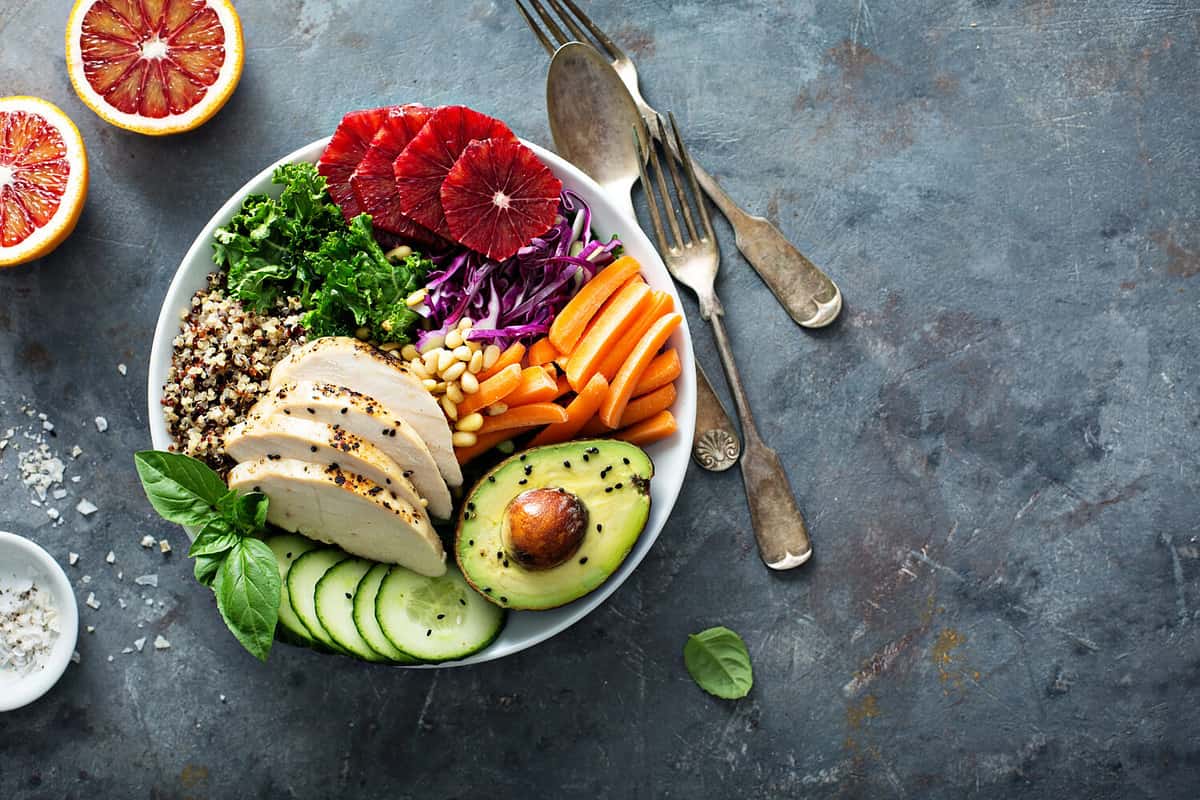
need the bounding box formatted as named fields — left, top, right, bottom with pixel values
left=513, top=0, right=842, bottom=329
left=636, top=112, right=813, bottom=570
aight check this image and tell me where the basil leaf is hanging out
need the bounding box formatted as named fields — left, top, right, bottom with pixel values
left=134, top=451, right=228, bottom=527
left=188, top=518, right=240, bottom=558
left=684, top=626, right=754, bottom=700
left=216, top=491, right=270, bottom=535
left=213, top=538, right=280, bottom=662
left=194, top=553, right=224, bottom=587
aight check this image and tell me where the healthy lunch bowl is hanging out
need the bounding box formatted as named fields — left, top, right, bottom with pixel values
left=145, top=104, right=695, bottom=666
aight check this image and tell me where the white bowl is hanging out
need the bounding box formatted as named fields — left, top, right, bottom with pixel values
left=147, top=137, right=696, bottom=666
left=0, top=531, right=79, bottom=710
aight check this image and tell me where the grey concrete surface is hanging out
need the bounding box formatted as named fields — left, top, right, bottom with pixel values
left=2, top=1, right=1199, bottom=797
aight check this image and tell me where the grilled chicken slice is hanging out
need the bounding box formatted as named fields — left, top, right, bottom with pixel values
left=223, top=414, right=430, bottom=525
left=228, top=458, right=446, bottom=577
left=249, top=381, right=451, bottom=519
left=270, top=337, right=463, bottom=488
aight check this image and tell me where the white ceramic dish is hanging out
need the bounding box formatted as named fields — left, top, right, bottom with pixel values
left=0, top=531, right=79, bottom=711
left=147, top=137, right=696, bottom=666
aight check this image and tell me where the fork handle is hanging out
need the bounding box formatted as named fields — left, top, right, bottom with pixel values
left=708, top=310, right=813, bottom=569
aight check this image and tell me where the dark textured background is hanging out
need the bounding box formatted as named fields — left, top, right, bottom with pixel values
left=2, top=1, right=1199, bottom=797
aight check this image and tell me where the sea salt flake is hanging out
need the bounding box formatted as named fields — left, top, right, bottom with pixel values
left=154, top=635, right=170, bottom=650
left=85, top=592, right=100, bottom=610
left=140, top=535, right=156, bottom=548
left=52, top=488, right=68, bottom=500
left=42, top=420, right=54, bottom=432
left=71, top=476, right=81, bottom=483
left=94, top=416, right=108, bottom=433
left=105, top=551, right=115, bottom=564
left=117, top=598, right=127, bottom=609
left=70, top=446, right=82, bottom=460
left=81, top=575, right=92, bottom=584
left=134, top=574, right=158, bottom=587
left=86, top=626, right=95, bottom=634
left=134, top=637, right=146, bottom=652
left=144, top=598, right=154, bottom=606
left=46, top=508, right=59, bottom=521
left=68, top=552, right=79, bottom=566
left=71, top=651, right=81, bottom=664
left=121, top=647, right=133, bottom=654
left=159, top=539, right=172, bottom=554
left=117, top=363, right=127, bottom=376
left=77, top=499, right=98, bottom=516
left=106, top=655, right=113, bottom=662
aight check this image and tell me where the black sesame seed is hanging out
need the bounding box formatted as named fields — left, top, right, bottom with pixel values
left=518, top=478, right=528, bottom=485
left=459, top=598, right=467, bottom=605
left=596, top=524, right=603, bottom=533
left=340, top=407, right=348, bottom=414
left=385, top=478, right=392, bottom=485
left=403, top=470, right=413, bottom=478
left=579, top=557, right=588, bottom=565
left=605, top=487, right=613, bottom=493
left=615, top=482, right=623, bottom=489
left=500, top=596, right=508, bottom=603
left=519, top=454, right=527, bottom=461
left=488, top=476, right=496, bottom=483
left=503, top=560, right=509, bottom=568
left=382, top=428, right=390, bottom=437
left=588, top=446, right=600, bottom=454
left=345, top=592, right=352, bottom=600
left=426, top=629, right=432, bottom=637
left=582, top=453, right=590, bottom=462
left=497, top=551, right=504, bottom=560
left=283, top=409, right=292, bottom=415
left=524, top=465, right=533, bottom=476
left=437, top=614, right=445, bottom=620
left=623, top=457, right=630, bottom=465
left=468, top=539, right=474, bottom=546
left=467, top=502, right=476, bottom=510
left=563, top=460, right=571, bottom=469
left=483, top=587, right=492, bottom=594
left=310, top=445, right=317, bottom=452
left=285, top=552, right=293, bottom=559
left=306, top=407, right=315, bottom=414
left=253, top=485, right=261, bottom=492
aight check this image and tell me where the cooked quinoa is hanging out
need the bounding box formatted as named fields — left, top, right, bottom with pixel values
left=161, top=274, right=306, bottom=471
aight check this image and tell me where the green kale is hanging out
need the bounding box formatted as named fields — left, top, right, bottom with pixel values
left=211, top=162, right=430, bottom=343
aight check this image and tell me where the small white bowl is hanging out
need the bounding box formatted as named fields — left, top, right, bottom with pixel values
left=0, top=531, right=79, bottom=711
left=147, top=137, right=696, bottom=666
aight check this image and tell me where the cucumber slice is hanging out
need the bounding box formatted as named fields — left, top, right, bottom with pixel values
left=266, top=534, right=320, bottom=647
left=315, top=559, right=385, bottom=662
left=376, top=564, right=505, bottom=663
left=354, top=563, right=417, bottom=664
left=287, top=549, right=351, bottom=654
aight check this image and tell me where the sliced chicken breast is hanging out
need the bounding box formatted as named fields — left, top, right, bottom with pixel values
left=249, top=381, right=452, bottom=519
left=223, top=414, right=430, bottom=525
left=228, top=458, right=446, bottom=577
left=270, top=337, right=463, bottom=488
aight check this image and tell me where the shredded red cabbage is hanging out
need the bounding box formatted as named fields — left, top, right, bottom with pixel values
left=416, top=191, right=622, bottom=348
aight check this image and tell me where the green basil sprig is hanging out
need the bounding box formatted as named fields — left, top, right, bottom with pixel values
left=134, top=451, right=280, bottom=661
left=684, top=626, right=754, bottom=700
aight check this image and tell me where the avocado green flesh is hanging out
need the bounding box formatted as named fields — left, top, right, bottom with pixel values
left=455, top=440, right=653, bottom=610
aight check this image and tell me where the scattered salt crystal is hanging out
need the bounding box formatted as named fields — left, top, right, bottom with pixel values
left=117, top=598, right=127, bottom=609
left=70, top=446, right=82, bottom=460
left=77, top=499, right=98, bottom=516
left=71, top=651, right=81, bottom=664
left=105, top=551, right=115, bottom=564
left=121, top=647, right=133, bottom=654
left=68, top=552, right=79, bottom=566
left=42, top=420, right=54, bottom=432
left=219, top=694, right=226, bottom=703
left=140, top=535, right=156, bottom=548
left=134, top=575, right=158, bottom=588
left=71, top=476, right=81, bottom=483
left=86, top=626, right=95, bottom=634
left=84, top=592, right=100, bottom=610
left=117, top=571, right=123, bottom=581
left=106, top=655, right=113, bottom=662
left=144, top=598, right=153, bottom=606
left=159, top=539, right=171, bottom=554
left=52, top=488, right=68, bottom=500
left=153, top=635, right=170, bottom=650
left=134, top=637, right=146, bottom=652
left=45, top=508, right=59, bottom=521
left=94, top=416, right=108, bottom=433
left=38, top=413, right=47, bottom=421
left=117, top=363, right=127, bottom=376
left=81, top=575, right=91, bottom=584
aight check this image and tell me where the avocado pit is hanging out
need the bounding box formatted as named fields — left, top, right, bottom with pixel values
left=502, top=487, right=588, bottom=569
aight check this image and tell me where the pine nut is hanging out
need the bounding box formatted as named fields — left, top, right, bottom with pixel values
left=419, top=334, right=444, bottom=354
left=385, top=245, right=413, bottom=261
left=460, top=372, right=479, bottom=394
left=409, top=360, right=430, bottom=379
left=428, top=381, right=447, bottom=395
left=482, top=344, right=501, bottom=369
left=437, top=349, right=456, bottom=373
left=355, top=326, right=371, bottom=340
left=452, top=431, right=477, bottom=448
left=401, top=344, right=420, bottom=361
left=457, top=317, right=473, bottom=330
left=445, top=382, right=465, bottom=404
left=421, top=378, right=439, bottom=391
left=445, top=329, right=463, bottom=349
left=452, top=344, right=472, bottom=362
left=456, top=412, right=484, bottom=432
left=442, top=361, right=467, bottom=381
left=486, top=402, right=508, bottom=416
left=468, top=351, right=484, bottom=373
left=466, top=338, right=482, bottom=352
left=379, top=341, right=401, bottom=352
left=405, top=288, right=427, bottom=308
left=441, top=395, right=458, bottom=421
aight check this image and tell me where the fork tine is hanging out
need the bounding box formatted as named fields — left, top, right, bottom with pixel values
left=656, top=114, right=700, bottom=245
left=634, top=125, right=671, bottom=255
left=557, top=0, right=626, bottom=61
left=669, top=112, right=716, bottom=243
left=525, top=0, right=571, bottom=47
left=645, top=116, right=685, bottom=250
left=545, top=0, right=589, bottom=43
left=513, top=0, right=556, bottom=54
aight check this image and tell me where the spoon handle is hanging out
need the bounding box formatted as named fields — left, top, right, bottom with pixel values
left=708, top=309, right=813, bottom=569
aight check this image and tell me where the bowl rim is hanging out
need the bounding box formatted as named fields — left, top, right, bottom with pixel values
left=146, top=135, right=696, bottom=666
left=0, top=530, right=79, bottom=711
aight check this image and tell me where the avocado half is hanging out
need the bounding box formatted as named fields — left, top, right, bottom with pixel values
left=454, top=440, right=654, bottom=611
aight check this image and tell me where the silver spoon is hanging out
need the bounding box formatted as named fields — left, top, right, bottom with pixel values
left=547, top=42, right=740, bottom=471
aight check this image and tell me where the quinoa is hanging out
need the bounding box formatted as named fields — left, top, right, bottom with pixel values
left=161, top=273, right=306, bottom=471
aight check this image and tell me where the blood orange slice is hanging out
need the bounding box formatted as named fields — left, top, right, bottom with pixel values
left=441, top=138, right=563, bottom=262
left=65, top=0, right=244, bottom=136
left=349, top=104, right=445, bottom=246
left=393, top=106, right=515, bottom=238
left=317, top=105, right=399, bottom=221
left=0, top=97, right=89, bottom=268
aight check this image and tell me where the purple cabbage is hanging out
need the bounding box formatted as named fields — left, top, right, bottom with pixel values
left=415, top=191, right=622, bottom=349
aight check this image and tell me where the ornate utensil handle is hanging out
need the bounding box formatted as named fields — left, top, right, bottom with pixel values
left=692, top=363, right=740, bottom=471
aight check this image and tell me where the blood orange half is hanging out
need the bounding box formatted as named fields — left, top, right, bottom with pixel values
left=317, top=105, right=399, bottom=221
left=0, top=97, right=89, bottom=268
left=65, top=0, right=244, bottom=136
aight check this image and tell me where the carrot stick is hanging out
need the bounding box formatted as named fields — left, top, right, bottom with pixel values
left=566, top=282, right=653, bottom=392
left=599, top=314, right=682, bottom=428
left=502, top=367, right=560, bottom=407
left=478, top=403, right=568, bottom=435
left=548, top=256, right=641, bottom=353
left=478, top=342, right=526, bottom=381
left=631, top=348, right=681, bottom=397
left=456, top=363, right=522, bottom=417
left=453, top=425, right=543, bottom=465
left=526, top=337, right=560, bottom=367
left=611, top=411, right=678, bottom=447
left=596, top=291, right=675, bottom=381
left=528, top=374, right=610, bottom=447
left=616, top=383, right=676, bottom=428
